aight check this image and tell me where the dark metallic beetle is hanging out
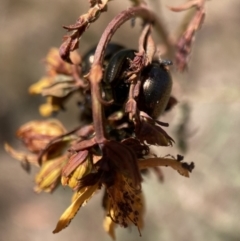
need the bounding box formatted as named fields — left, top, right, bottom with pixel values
left=82, top=43, right=172, bottom=119
left=103, top=48, right=172, bottom=119
left=81, top=43, right=124, bottom=75
left=80, top=43, right=125, bottom=120
left=138, top=61, right=172, bottom=118
left=103, top=49, right=136, bottom=105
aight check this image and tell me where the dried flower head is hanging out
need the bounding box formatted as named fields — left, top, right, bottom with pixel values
left=4, top=0, right=208, bottom=239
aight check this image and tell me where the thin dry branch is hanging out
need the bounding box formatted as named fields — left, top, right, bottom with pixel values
left=169, top=0, right=206, bottom=71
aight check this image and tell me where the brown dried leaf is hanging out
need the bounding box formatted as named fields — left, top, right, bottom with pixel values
left=122, top=138, right=150, bottom=158
left=135, top=119, right=174, bottom=146
left=139, top=157, right=194, bottom=177
left=103, top=140, right=142, bottom=188
left=59, top=1, right=110, bottom=62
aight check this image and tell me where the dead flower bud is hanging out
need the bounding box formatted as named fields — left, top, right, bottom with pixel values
left=34, top=155, right=68, bottom=193
left=61, top=151, right=93, bottom=190
left=29, top=48, right=83, bottom=116
left=45, top=48, right=76, bottom=76
left=17, top=119, right=66, bottom=153
left=30, top=79, right=74, bottom=117
left=53, top=140, right=145, bottom=234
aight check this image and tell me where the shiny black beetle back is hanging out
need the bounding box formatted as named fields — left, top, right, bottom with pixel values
left=138, top=62, right=172, bottom=118
left=81, top=43, right=124, bottom=75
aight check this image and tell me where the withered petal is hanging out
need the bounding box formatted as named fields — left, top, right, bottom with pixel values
left=62, top=150, right=89, bottom=177
left=76, top=125, right=94, bottom=138
left=59, top=39, right=72, bottom=64
left=4, top=143, right=38, bottom=169
left=77, top=172, right=102, bottom=190
left=35, top=155, right=67, bottom=193
left=70, top=137, right=97, bottom=152
left=29, top=77, right=53, bottom=95
left=41, top=78, right=76, bottom=98
left=53, top=184, right=98, bottom=233
left=138, top=157, right=194, bottom=178
left=103, top=140, right=142, bottom=188
left=105, top=174, right=144, bottom=232
left=135, top=120, right=174, bottom=146
left=121, top=138, right=150, bottom=158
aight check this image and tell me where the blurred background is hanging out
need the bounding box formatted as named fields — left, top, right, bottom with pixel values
left=1, top=0, right=240, bottom=241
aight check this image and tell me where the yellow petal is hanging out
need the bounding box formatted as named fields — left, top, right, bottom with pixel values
left=39, top=100, right=60, bottom=117
left=103, top=215, right=116, bottom=240
left=62, top=156, right=92, bottom=190
left=35, top=167, right=60, bottom=193
left=53, top=184, right=99, bottom=233
left=71, top=191, right=79, bottom=203
left=29, top=77, right=53, bottom=94
left=35, top=156, right=67, bottom=193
